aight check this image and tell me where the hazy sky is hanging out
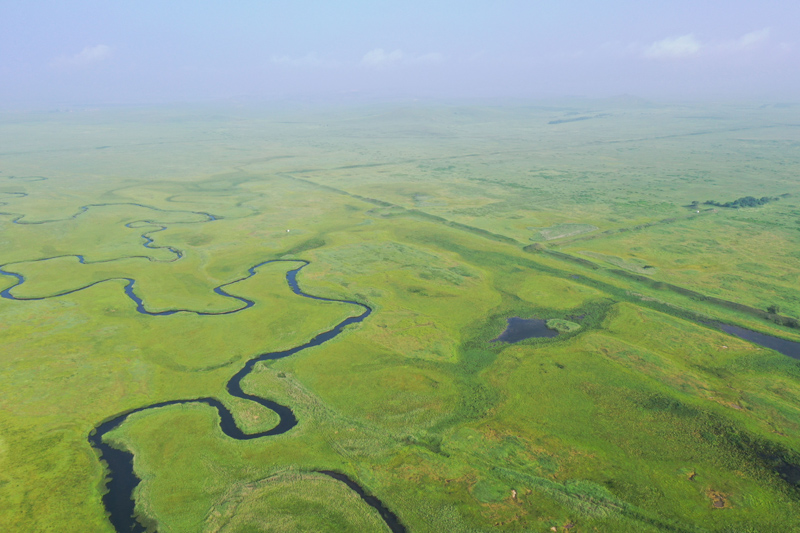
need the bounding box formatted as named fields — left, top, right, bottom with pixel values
left=2, top=0, right=798, bottom=105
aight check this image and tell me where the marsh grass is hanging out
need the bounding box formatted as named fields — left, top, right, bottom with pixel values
left=3, top=103, right=800, bottom=532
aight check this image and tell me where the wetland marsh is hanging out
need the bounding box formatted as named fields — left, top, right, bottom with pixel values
left=3, top=102, right=800, bottom=532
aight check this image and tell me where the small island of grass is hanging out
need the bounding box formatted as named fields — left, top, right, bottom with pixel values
left=545, top=319, right=582, bottom=333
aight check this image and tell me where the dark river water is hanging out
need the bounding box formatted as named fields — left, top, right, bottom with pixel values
left=716, top=323, right=800, bottom=360
left=0, top=210, right=403, bottom=533
left=82, top=260, right=397, bottom=532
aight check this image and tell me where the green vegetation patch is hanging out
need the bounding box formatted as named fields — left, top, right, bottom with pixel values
left=5, top=104, right=800, bottom=532
left=545, top=319, right=581, bottom=333
left=580, top=251, right=657, bottom=274
left=701, top=196, right=782, bottom=209
left=471, top=479, right=511, bottom=503
left=533, top=223, right=598, bottom=241
left=207, top=470, right=391, bottom=533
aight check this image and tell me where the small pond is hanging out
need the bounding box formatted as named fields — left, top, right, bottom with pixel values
left=493, top=317, right=559, bottom=343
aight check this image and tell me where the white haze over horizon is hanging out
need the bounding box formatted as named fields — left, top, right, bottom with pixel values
left=1, top=0, right=799, bottom=107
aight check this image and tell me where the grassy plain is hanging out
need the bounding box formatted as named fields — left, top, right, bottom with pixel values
left=2, top=100, right=800, bottom=532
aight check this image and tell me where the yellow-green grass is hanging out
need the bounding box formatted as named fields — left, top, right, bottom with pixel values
left=0, top=206, right=189, bottom=264
left=561, top=213, right=800, bottom=319
left=3, top=103, right=800, bottom=532
left=274, top=108, right=800, bottom=246
left=484, top=303, right=800, bottom=530
left=208, top=470, right=392, bottom=532
left=0, top=259, right=360, bottom=531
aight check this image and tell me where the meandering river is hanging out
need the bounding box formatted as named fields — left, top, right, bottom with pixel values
left=0, top=204, right=403, bottom=532
left=4, top=199, right=800, bottom=532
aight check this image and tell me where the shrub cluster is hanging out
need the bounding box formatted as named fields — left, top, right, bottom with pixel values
left=696, top=196, right=780, bottom=209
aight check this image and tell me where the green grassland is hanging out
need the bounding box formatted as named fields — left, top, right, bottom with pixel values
left=2, top=101, right=800, bottom=532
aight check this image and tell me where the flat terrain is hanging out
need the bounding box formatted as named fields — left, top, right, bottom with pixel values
left=2, top=101, right=800, bottom=532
